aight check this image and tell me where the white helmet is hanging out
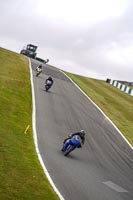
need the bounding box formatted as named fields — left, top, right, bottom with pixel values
left=80, top=130, right=85, bottom=136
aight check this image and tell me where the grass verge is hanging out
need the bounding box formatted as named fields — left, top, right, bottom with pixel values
left=64, top=71, right=133, bottom=147
left=0, top=47, right=59, bottom=200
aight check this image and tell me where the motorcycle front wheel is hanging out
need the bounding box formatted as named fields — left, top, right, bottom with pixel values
left=64, top=145, right=75, bottom=156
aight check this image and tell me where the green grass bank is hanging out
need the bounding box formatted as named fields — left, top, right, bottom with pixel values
left=0, top=47, right=59, bottom=200
left=64, top=72, right=133, bottom=147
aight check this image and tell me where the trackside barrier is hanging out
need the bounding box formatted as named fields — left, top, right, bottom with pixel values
left=107, top=79, right=133, bottom=96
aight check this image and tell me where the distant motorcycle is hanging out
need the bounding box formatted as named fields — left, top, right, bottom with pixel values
left=45, top=80, right=53, bottom=92
left=36, top=68, right=42, bottom=77
left=45, top=76, right=53, bottom=92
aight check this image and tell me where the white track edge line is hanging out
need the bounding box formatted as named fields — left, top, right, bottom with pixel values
left=28, top=59, right=65, bottom=200
left=60, top=70, right=133, bottom=150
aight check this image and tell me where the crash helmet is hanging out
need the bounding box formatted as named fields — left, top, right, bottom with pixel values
left=39, top=64, right=42, bottom=68
left=80, top=130, right=85, bottom=137
left=48, top=76, right=52, bottom=80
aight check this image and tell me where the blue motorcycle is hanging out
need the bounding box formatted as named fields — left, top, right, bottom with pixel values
left=62, top=135, right=81, bottom=156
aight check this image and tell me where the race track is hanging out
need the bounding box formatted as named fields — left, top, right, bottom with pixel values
left=31, top=59, right=133, bottom=200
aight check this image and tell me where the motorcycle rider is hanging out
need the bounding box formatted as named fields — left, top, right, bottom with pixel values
left=45, top=76, right=54, bottom=86
left=36, top=64, right=43, bottom=72
left=62, top=130, right=85, bottom=152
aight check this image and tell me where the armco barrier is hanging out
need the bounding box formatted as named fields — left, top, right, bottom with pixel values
left=107, top=79, right=133, bottom=96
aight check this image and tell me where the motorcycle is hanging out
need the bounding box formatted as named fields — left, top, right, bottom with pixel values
left=45, top=80, right=53, bottom=92
left=62, top=135, right=81, bottom=156
left=36, top=68, right=42, bottom=77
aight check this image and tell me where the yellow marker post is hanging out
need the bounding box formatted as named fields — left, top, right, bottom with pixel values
left=24, top=125, right=30, bottom=134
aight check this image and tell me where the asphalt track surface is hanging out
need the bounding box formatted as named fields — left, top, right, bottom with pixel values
left=31, top=59, right=133, bottom=200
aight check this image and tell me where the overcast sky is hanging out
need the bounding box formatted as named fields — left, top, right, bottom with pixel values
left=1, top=0, right=133, bottom=81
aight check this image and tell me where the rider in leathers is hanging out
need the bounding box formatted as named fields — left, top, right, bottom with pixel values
left=45, top=76, right=54, bottom=86
left=36, top=64, right=43, bottom=71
